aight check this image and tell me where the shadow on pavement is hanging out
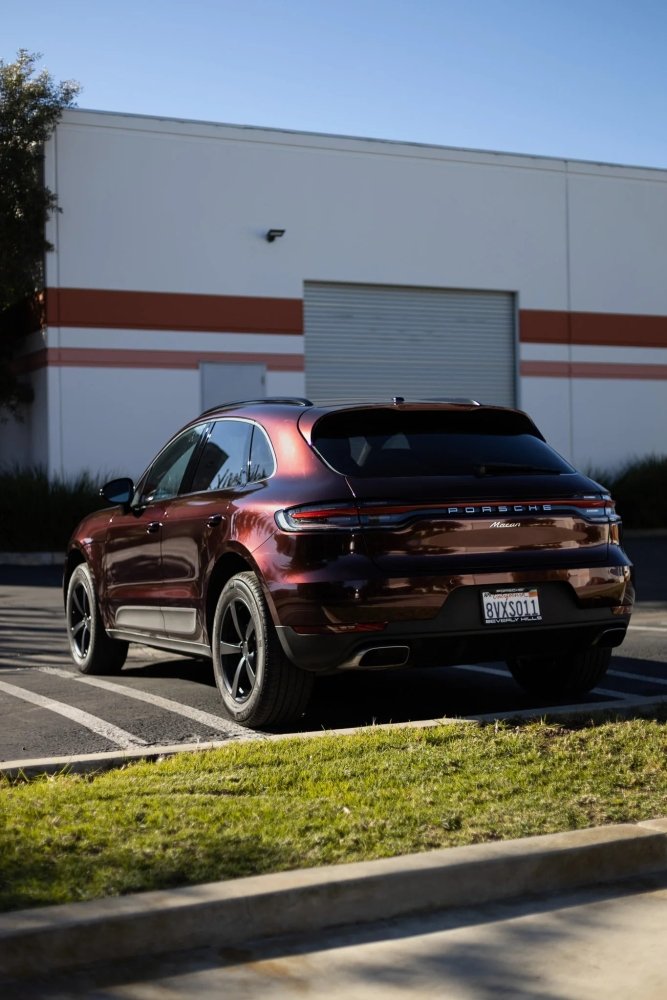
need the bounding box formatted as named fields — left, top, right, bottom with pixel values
left=6, top=872, right=667, bottom=999
left=0, top=566, right=62, bottom=588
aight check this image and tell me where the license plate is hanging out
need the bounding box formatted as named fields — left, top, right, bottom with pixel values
left=482, top=588, right=542, bottom=625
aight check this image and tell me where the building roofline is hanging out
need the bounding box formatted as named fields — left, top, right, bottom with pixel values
left=60, top=106, right=667, bottom=177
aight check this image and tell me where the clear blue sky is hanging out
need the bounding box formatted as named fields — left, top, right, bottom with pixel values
left=3, top=0, right=667, bottom=167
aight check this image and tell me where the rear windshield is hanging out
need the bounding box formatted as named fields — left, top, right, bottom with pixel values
left=311, top=409, right=573, bottom=478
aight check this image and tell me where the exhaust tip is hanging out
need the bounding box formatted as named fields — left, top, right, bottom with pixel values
left=341, top=645, right=411, bottom=670
left=595, top=627, right=628, bottom=648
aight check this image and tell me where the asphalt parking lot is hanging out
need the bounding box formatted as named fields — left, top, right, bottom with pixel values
left=1, top=534, right=665, bottom=766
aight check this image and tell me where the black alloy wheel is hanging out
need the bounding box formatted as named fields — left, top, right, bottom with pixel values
left=69, top=575, right=93, bottom=660
left=211, top=572, right=313, bottom=728
left=506, top=647, right=612, bottom=697
left=218, top=591, right=259, bottom=704
left=65, top=564, right=128, bottom=674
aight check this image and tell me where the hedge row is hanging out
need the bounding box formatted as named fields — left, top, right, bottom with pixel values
left=0, top=467, right=107, bottom=552
left=588, top=454, right=667, bottom=530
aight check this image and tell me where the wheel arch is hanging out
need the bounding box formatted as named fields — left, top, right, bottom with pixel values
left=63, top=547, right=87, bottom=605
left=205, top=551, right=259, bottom=644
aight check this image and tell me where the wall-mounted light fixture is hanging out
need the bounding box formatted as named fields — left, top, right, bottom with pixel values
left=266, top=228, right=286, bottom=242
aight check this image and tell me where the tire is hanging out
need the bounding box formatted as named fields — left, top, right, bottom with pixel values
left=506, top=647, right=612, bottom=698
left=66, top=564, right=128, bottom=674
left=211, top=572, right=313, bottom=728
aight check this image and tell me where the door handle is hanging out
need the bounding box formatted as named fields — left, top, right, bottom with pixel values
left=146, top=521, right=162, bottom=534
left=206, top=514, right=225, bottom=527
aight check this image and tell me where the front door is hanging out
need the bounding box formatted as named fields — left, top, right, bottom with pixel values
left=103, top=425, right=206, bottom=634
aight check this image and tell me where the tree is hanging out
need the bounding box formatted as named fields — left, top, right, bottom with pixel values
left=0, top=50, right=80, bottom=412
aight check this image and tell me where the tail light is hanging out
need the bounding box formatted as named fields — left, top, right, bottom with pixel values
left=572, top=495, right=619, bottom=522
left=275, top=501, right=435, bottom=531
left=275, top=503, right=361, bottom=531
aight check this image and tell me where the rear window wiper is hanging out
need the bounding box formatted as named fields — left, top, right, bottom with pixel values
left=474, top=462, right=562, bottom=476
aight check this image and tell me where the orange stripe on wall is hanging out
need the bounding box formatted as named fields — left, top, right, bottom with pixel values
left=17, top=348, right=305, bottom=374
left=45, top=288, right=304, bottom=335
left=520, top=310, right=667, bottom=348
left=521, top=360, right=667, bottom=380
left=519, top=310, right=570, bottom=344
left=22, top=351, right=665, bottom=380
left=41, top=290, right=667, bottom=349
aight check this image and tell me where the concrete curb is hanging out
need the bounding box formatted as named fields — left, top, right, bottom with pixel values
left=3, top=693, right=667, bottom=780
left=1, top=818, right=666, bottom=980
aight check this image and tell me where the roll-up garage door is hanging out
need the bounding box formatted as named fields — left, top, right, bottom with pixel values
left=304, top=283, right=516, bottom=406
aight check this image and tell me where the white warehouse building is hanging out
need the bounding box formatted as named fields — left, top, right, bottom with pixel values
left=3, top=107, right=667, bottom=480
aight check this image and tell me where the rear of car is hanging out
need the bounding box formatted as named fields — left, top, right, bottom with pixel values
left=64, top=396, right=634, bottom=729
left=267, top=401, right=633, bottom=697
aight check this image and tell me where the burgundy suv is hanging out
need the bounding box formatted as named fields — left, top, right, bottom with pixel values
left=64, top=398, right=634, bottom=728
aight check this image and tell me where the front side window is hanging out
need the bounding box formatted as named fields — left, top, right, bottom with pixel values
left=140, top=426, right=204, bottom=502
left=190, top=419, right=252, bottom=492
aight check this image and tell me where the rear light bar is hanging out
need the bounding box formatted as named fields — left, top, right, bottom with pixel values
left=275, top=496, right=619, bottom=531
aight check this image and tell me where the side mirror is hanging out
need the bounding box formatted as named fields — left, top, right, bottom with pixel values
left=100, top=477, right=135, bottom=507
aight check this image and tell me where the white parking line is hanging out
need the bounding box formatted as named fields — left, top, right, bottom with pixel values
left=453, top=662, right=667, bottom=695
left=448, top=664, right=510, bottom=678
left=608, top=669, right=667, bottom=687
left=0, top=678, right=147, bottom=749
left=629, top=625, right=667, bottom=633
left=38, top=667, right=255, bottom=740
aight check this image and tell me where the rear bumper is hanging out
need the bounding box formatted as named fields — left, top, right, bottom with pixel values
left=277, top=615, right=631, bottom=674
left=274, top=564, right=634, bottom=673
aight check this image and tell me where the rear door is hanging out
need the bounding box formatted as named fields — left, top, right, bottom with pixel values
left=159, top=418, right=254, bottom=640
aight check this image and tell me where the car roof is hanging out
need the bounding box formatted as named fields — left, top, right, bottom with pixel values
left=198, top=396, right=485, bottom=420
left=194, top=397, right=543, bottom=441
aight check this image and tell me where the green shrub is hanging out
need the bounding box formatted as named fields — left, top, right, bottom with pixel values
left=0, top=466, right=108, bottom=552
left=587, top=455, right=667, bottom=529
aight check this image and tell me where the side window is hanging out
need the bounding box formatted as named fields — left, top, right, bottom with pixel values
left=190, top=419, right=252, bottom=492
left=248, top=425, right=275, bottom=483
left=141, top=426, right=204, bottom=503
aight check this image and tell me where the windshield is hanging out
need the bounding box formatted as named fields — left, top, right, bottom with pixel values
left=311, top=409, right=574, bottom=478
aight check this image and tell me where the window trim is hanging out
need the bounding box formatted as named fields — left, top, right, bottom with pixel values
left=180, top=417, right=277, bottom=496
left=134, top=417, right=278, bottom=506
left=135, top=422, right=210, bottom=506
left=248, top=422, right=277, bottom=484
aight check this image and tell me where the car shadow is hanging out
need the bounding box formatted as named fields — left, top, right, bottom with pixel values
left=118, top=652, right=666, bottom=733
left=121, top=656, right=217, bottom=687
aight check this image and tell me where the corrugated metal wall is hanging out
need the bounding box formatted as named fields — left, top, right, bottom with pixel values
left=304, top=282, right=516, bottom=406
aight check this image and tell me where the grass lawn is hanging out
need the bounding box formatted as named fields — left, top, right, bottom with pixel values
left=1, top=712, right=665, bottom=913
